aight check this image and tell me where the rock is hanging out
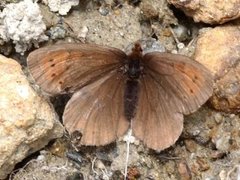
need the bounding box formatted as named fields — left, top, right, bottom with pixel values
left=214, top=133, right=231, bottom=151
left=194, top=25, right=240, bottom=112
left=210, top=151, right=225, bottom=160
left=0, top=0, right=48, bottom=54
left=146, top=168, right=161, bottom=179
left=48, top=25, right=66, bottom=40
left=42, top=0, right=79, bottom=16
left=183, top=108, right=211, bottom=145
left=127, top=166, right=141, bottom=179
left=211, top=67, right=240, bottom=113
left=184, top=140, right=197, bottom=153
left=209, top=113, right=240, bottom=152
left=0, top=55, right=63, bottom=179
left=177, top=161, right=192, bottom=180
left=141, top=0, right=177, bottom=24
left=167, top=0, right=240, bottom=24
left=195, top=157, right=210, bottom=172
left=140, top=1, right=159, bottom=20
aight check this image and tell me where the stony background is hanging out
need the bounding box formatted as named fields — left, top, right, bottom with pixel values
left=0, top=0, right=240, bottom=179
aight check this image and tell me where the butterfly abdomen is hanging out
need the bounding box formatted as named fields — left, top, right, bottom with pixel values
left=124, top=79, right=139, bottom=121
left=124, top=43, right=143, bottom=121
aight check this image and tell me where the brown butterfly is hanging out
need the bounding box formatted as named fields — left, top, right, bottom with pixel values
left=27, top=40, right=213, bottom=151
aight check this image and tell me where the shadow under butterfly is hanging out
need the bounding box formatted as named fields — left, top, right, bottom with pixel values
left=27, top=40, right=213, bottom=151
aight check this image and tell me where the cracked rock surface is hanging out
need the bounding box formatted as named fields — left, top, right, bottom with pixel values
left=0, top=55, right=63, bottom=179
left=168, top=0, right=240, bottom=24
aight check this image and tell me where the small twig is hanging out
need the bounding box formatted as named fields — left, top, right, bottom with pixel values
left=158, top=155, right=182, bottom=160
left=169, top=27, right=187, bottom=50
left=170, top=27, right=180, bottom=44
left=91, top=157, right=99, bottom=176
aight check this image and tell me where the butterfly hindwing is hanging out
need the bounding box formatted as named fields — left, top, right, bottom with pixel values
left=132, top=74, right=184, bottom=150
left=63, top=70, right=129, bottom=146
left=132, top=52, right=213, bottom=150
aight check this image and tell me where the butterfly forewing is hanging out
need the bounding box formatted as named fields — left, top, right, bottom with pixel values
left=142, top=52, right=213, bottom=114
left=132, top=52, right=213, bottom=150
left=63, top=70, right=129, bottom=146
left=27, top=43, right=127, bottom=95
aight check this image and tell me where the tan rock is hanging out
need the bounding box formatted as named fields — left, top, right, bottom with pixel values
left=177, top=161, right=192, bottom=180
left=194, top=25, right=240, bottom=112
left=140, top=0, right=176, bottom=23
left=168, top=0, right=240, bottom=24
left=0, top=55, right=63, bottom=179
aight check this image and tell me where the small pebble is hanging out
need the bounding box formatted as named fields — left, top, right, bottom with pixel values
left=219, top=170, right=227, bottom=180
left=78, top=26, right=89, bottom=40
left=196, top=157, right=210, bottom=171
left=177, top=161, right=192, bottom=180
left=210, top=150, right=225, bottom=160
left=147, top=169, right=160, bottom=179
left=127, top=166, right=141, bottom=179
left=99, top=5, right=110, bottom=16
left=48, top=26, right=66, bottom=39
left=95, top=159, right=106, bottom=170
left=215, top=134, right=231, bottom=151
left=214, top=113, right=223, bottom=124
left=184, top=139, right=197, bottom=153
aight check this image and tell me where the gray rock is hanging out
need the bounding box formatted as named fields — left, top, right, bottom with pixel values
left=0, top=0, right=48, bottom=54
left=0, top=55, right=63, bottom=179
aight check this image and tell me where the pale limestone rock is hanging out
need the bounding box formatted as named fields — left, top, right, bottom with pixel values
left=0, top=0, right=48, bottom=54
left=0, top=55, right=63, bottom=179
left=42, top=0, right=79, bottom=15
left=168, top=0, right=240, bottom=24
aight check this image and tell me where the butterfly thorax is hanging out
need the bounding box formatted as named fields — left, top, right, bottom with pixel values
left=127, top=59, right=141, bottom=79
left=127, top=42, right=143, bottom=80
